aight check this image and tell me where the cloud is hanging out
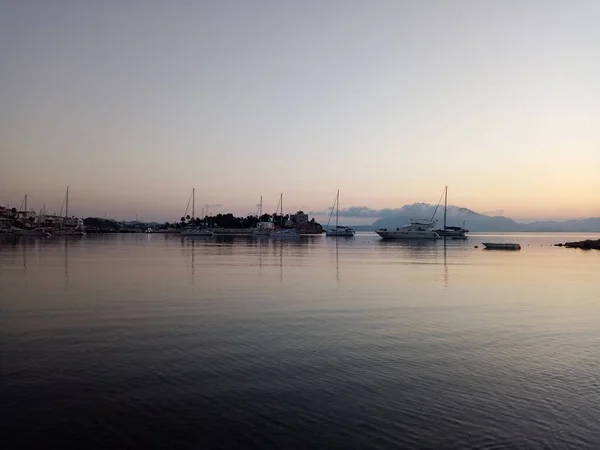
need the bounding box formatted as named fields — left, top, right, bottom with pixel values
left=310, top=206, right=405, bottom=218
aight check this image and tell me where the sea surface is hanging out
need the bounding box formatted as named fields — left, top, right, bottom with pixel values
left=1, top=232, right=599, bottom=449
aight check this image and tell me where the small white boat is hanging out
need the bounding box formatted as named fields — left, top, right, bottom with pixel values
left=252, top=228, right=271, bottom=236
left=482, top=242, right=521, bottom=250
left=14, top=228, right=51, bottom=237
left=270, top=229, right=301, bottom=239
left=55, top=228, right=85, bottom=236
left=326, top=226, right=356, bottom=237
left=181, top=228, right=214, bottom=237
left=376, top=219, right=440, bottom=240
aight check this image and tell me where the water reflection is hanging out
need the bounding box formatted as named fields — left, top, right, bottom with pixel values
left=443, top=239, right=448, bottom=288
left=335, top=240, right=340, bottom=286
left=64, top=238, right=69, bottom=292
left=377, top=239, right=440, bottom=262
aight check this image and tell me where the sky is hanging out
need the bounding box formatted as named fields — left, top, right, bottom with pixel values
left=1, top=0, right=599, bottom=222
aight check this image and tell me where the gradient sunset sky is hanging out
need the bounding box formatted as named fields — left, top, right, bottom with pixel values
left=1, top=0, right=598, bottom=222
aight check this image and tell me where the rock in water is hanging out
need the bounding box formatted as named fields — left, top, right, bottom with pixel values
left=559, top=239, right=600, bottom=250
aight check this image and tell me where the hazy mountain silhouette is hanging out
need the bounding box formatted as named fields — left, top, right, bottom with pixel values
left=341, top=203, right=600, bottom=232
left=522, top=217, right=600, bottom=232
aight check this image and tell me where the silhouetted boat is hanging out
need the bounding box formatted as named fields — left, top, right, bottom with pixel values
left=55, top=187, right=86, bottom=235
left=326, top=190, right=355, bottom=237
left=433, top=186, right=468, bottom=238
left=269, top=193, right=301, bottom=239
left=180, top=188, right=213, bottom=236
left=482, top=243, right=521, bottom=250
left=376, top=219, right=440, bottom=240
left=14, top=228, right=51, bottom=237
left=270, top=229, right=301, bottom=239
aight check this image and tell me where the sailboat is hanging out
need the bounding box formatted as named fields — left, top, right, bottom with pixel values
left=433, top=186, right=469, bottom=238
left=325, top=190, right=355, bottom=237
left=55, top=186, right=85, bottom=236
left=269, top=193, right=300, bottom=239
left=253, top=196, right=273, bottom=236
left=181, top=188, right=214, bottom=237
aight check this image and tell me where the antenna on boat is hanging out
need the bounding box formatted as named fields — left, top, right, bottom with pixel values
left=336, top=189, right=339, bottom=230
left=443, top=185, right=447, bottom=230
left=429, top=187, right=446, bottom=224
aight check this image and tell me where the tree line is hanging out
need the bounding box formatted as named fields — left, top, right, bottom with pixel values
left=174, top=213, right=304, bottom=229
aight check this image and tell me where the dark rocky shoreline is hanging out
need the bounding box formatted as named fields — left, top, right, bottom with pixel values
left=555, top=239, right=600, bottom=250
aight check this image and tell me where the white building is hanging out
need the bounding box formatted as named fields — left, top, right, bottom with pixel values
left=66, top=217, right=84, bottom=228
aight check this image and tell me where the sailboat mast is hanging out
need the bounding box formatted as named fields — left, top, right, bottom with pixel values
left=260, top=196, right=263, bottom=217
left=192, top=188, right=195, bottom=219
left=443, top=185, right=447, bottom=230
left=336, top=189, right=339, bottom=228
left=280, top=193, right=283, bottom=227
left=65, top=186, right=69, bottom=219
left=24, top=194, right=27, bottom=216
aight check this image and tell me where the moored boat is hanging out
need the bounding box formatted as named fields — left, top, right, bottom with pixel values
left=179, top=188, right=213, bottom=236
left=14, top=227, right=51, bottom=237
left=253, top=196, right=273, bottom=236
left=433, top=186, right=469, bottom=238
left=325, top=226, right=356, bottom=237
left=55, top=187, right=86, bottom=236
left=55, top=228, right=85, bottom=236
left=270, top=229, right=301, bottom=239
left=482, top=242, right=521, bottom=250
left=269, top=193, right=301, bottom=239
left=376, top=219, right=440, bottom=240
left=325, top=190, right=355, bottom=237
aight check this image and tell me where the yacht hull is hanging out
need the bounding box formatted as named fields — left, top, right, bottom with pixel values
left=482, top=242, right=521, bottom=250
left=325, top=230, right=355, bottom=237
left=375, top=230, right=440, bottom=240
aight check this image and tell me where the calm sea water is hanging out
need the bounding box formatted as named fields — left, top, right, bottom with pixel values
left=2, top=232, right=599, bottom=449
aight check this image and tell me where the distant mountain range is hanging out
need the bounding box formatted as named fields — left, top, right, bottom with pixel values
left=345, top=203, right=600, bottom=232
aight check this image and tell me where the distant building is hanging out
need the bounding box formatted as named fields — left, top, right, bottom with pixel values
left=66, top=217, right=84, bottom=228
left=290, top=211, right=309, bottom=225
left=43, top=215, right=65, bottom=226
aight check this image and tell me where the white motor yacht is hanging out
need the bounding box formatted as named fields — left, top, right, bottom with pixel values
left=375, top=219, right=440, bottom=240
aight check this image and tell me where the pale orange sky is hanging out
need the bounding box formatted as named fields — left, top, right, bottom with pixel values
left=1, top=1, right=599, bottom=222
